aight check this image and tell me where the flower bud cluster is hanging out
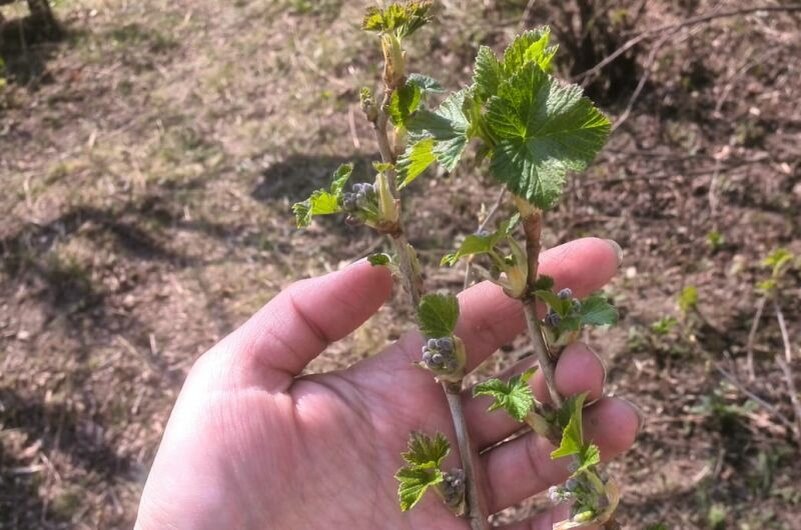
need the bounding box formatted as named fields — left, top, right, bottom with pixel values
left=441, top=468, right=465, bottom=509
left=421, top=337, right=458, bottom=373
left=543, top=288, right=581, bottom=329
left=341, top=182, right=379, bottom=213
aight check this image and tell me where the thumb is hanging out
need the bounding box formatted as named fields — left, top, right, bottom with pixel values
left=211, top=259, right=393, bottom=391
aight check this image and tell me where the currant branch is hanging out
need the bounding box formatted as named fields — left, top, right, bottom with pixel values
left=292, top=2, right=626, bottom=528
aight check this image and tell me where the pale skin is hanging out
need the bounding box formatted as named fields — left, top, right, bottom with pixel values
left=135, top=237, right=640, bottom=530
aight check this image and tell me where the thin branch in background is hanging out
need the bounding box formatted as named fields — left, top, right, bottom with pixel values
left=746, top=296, right=767, bottom=381
left=775, top=355, right=801, bottom=445
left=612, top=19, right=706, bottom=132
left=518, top=0, right=536, bottom=31
left=574, top=4, right=801, bottom=83
left=348, top=105, right=361, bottom=150
left=773, top=299, right=801, bottom=444
left=463, top=188, right=507, bottom=290
left=610, top=32, right=669, bottom=132
left=715, top=364, right=796, bottom=434
left=714, top=48, right=782, bottom=115
left=774, top=299, right=794, bottom=364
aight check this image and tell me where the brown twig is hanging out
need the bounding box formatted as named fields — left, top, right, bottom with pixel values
left=443, top=383, right=489, bottom=530
left=370, top=69, right=488, bottom=530
left=517, top=202, right=562, bottom=408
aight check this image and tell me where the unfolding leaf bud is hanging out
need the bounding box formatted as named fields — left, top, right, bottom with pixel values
left=558, top=288, right=573, bottom=300
left=359, top=87, right=378, bottom=123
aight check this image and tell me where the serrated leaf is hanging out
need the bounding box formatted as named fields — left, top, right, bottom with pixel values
left=368, top=253, right=391, bottom=266
left=396, top=431, right=449, bottom=511
left=486, top=63, right=610, bottom=209
left=578, top=293, right=618, bottom=327
left=550, top=393, right=600, bottom=471
left=291, top=163, right=353, bottom=228
left=398, top=137, right=436, bottom=188
left=407, top=73, right=444, bottom=94
left=329, top=163, right=353, bottom=195
left=532, top=275, right=555, bottom=291
left=362, top=6, right=385, bottom=31
left=551, top=393, right=587, bottom=460
left=472, top=45, right=503, bottom=102
left=362, top=1, right=433, bottom=38
left=473, top=368, right=537, bottom=422
left=407, top=89, right=470, bottom=171
left=402, top=431, right=450, bottom=468
left=396, top=466, right=444, bottom=511
left=388, top=82, right=422, bottom=127
left=581, top=443, right=601, bottom=470
left=417, top=293, right=460, bottom=338
left=441, top=216, right=517, bottom=266
left=501, top=28, right=557, bottom=76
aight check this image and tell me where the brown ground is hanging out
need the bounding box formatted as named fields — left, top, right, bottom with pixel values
left=1, top=0, right=800, bottom=529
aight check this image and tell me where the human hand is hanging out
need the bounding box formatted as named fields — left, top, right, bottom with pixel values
left=135, top=237, right=639, bottom=530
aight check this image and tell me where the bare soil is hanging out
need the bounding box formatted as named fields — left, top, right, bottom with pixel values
left=1, top=1, right=800, bottom=529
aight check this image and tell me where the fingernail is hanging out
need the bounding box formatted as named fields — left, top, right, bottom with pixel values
left=620, top=398, right=646, bottom=434
left=604, top=239, right=623, bottom=266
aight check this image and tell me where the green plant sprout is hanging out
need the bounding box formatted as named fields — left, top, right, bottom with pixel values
left=292, top=2, right=621, bottom=528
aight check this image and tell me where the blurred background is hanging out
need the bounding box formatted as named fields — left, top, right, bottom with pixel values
left=1, top=0, right=800, bottom=528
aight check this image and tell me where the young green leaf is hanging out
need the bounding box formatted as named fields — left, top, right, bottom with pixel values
left=762, top=247, right=795, bottom=277
left=486, top=63, right=610, bottom=209
left=500, top=28, right=557, bottom=77
left=472, top=45, right=503, bottom=102
left=578, top=293, right=618, bottom=327
left=473, top=368, right=537, bottom=422
left=677, top=286, right=698, bottom=314
left=291, top=163, right=353, bottom=227
left=388, top=81, right=422, bottom=127
left=532, top=275, right=555, bottom=291
left=362, top=1, right=433, bottom=38
left=407, top=73, right=444, bottom=94
left=395, top=431, right=450, bottom=511
left=551, top=393, right=588, bottom=459
left=368, top=253, right=392, bottom=266
left=402, top=431, right=450, bottom=468
left=396, top=466, right=444, bottom=511
left=397, top=137, right=436, bottom=188
left=407, top=89, right=470, bottom=171
left=441, top=216, right=518, bottom=266
left=417, top=293, right=460, bottom=338
left=551, top=394, right=601, bottom=471
left=534, top=289, right=572, bottom=317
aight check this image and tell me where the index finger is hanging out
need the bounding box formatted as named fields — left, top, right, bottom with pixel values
left=394, top=237, right=621, bottom=369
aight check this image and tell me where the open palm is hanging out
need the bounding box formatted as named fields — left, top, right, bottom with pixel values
left=135, top=238, right=639, bottom=530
